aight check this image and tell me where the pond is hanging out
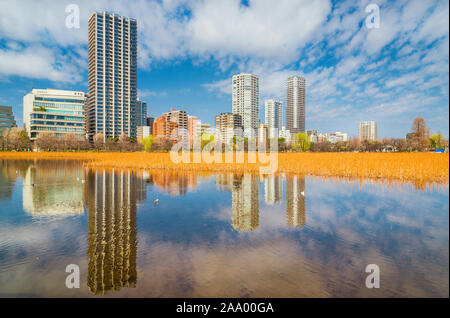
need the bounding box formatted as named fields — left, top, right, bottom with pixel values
left=0, top=160, right=448, bottom=297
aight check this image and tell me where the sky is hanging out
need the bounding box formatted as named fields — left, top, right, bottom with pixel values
left=0, top=0, right=448, bottom=138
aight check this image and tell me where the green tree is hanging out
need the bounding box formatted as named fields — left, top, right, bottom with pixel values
left=429, top=132, right=444, bottom=149
left=142, top=135, right=154, bottom=152
left=200, top=133, right=215, bottom=150
left=292, top=133, right=310, bottom=152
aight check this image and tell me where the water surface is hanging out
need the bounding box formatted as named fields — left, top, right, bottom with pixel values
left=0, top=160, right=448, bottom=297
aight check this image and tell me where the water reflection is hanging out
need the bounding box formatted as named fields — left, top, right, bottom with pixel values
left=286, top=175, right=306, bottom=227
left=264, top=174, right=283, bottom=204
left=0, top=160, right=448, bottom=297
left=22, top=162, right=84, bottom=217
left=232, top=174, right=260, bottom=231
left=85, top=168, right=142, bottom=295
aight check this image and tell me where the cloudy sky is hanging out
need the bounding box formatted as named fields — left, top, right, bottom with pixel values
left=0, top=0, right=448, bottom=138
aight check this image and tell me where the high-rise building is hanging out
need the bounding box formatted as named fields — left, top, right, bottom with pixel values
left=0, top=106, right=17, bottom=134
left=359, top=121, right=377, bottom=141
left=232, top=73, right=259, bottom=138
left=286, top=76, right=306, bottom=135
left=162, top=108, right=188, bottom=143
left=136, top=99, right=147, bottom=127
left=23, top=89, right=85, bottom=140
left=87, top=12, right=138, bottom=141
left=265, top=99, right=282, bottom=138
left=215, top=112, right=242, bottom=144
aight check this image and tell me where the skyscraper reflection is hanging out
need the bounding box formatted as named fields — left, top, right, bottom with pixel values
left=264, top=174, right=283, bottom=204
left=85, top=168, right=144, bottom=295
left=285, top=175, right=306, bottom=227
left=232, top=174, right=260, bottom=231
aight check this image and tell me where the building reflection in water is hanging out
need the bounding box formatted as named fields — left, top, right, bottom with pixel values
left=285, top=175, right=306, bottom=227
left=0, top=160, right=23, bottom=200
left=148, top=170, right=197, bottom=196
left=215, top=173, right=234, bottom=192
left=232, top=174, right=260, bottom=231
left=85, top=168, right=144, bottom=295
left=21, top=161, right=84, bottom=217
left=264, top=174, right=283, bottom=204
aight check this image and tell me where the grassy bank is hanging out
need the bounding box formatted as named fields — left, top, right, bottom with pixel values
left=0, top=151, right=448, bottom=186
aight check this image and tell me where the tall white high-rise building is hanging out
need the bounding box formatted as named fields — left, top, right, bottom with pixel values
left=359, top=121, right=377, bottom=141
left=87, top=12, right=138, bottom=141
left=286, top=76, right=306, bottom=135
left=265, top=99, right=282, bottom=138
left=232, top=73, right=259, bottom=138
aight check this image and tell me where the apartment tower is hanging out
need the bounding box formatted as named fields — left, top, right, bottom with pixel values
left=87, top=12, right=138, bottom=141
left=358, top=121, right=377, bottom=141
left=232, top=73, right=259, bottom=138
left=265, top=99, right=282, bottom=138
left=215, top=112, right=242, bottom=144
left=286, top=76, right=306, bottom=135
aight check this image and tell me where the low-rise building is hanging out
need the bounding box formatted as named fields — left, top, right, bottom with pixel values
left=23, top=89, right=85, bottom=140
left=136, top=126, right=151, bottom=142
left=258, top=124, right=268, bottom=145
left=279, top=126, right=291, bottom=143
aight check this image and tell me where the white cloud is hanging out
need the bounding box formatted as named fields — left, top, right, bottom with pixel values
left=0, top=0, right=448, bottom=137
left=0, top=45, right=82, bottom=82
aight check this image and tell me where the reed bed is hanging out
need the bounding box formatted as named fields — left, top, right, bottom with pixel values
left=1, top=151, right=448, bottom=186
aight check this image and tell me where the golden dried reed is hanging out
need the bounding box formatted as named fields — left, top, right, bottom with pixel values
left=0, top=151, right=448, bottom=186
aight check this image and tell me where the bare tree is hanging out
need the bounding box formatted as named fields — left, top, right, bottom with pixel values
left=409, top=117, right=430, bottom=151
left=118, top=133, right=130, bottom=151
left=36, top=132, right=57, bottom=151
left=93, top=133, right=104, bottom=151
left=62, top=133, right=81, bottom=151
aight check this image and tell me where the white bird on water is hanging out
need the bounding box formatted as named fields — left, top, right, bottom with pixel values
left=153, top=199, right=159, bottom=204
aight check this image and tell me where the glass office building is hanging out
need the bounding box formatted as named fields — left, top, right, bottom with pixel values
left=23, top=89, right=85, bottom=140
left=0, top=106, right=17, bottom=134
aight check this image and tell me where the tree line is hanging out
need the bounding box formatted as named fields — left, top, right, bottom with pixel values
left=0, top=117, right=448, bottom=152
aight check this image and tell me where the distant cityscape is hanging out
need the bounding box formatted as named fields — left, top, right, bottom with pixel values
left=0, top=11, right=393, bottom=149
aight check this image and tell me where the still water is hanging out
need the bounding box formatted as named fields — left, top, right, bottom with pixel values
left=0, top=160, right=448, bottom=297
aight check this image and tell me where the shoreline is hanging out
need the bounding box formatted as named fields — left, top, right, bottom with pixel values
left=0, top=151, right=448, bottom=186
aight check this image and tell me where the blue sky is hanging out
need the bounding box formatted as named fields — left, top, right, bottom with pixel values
left=0, top=0, right=448, bottom=138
